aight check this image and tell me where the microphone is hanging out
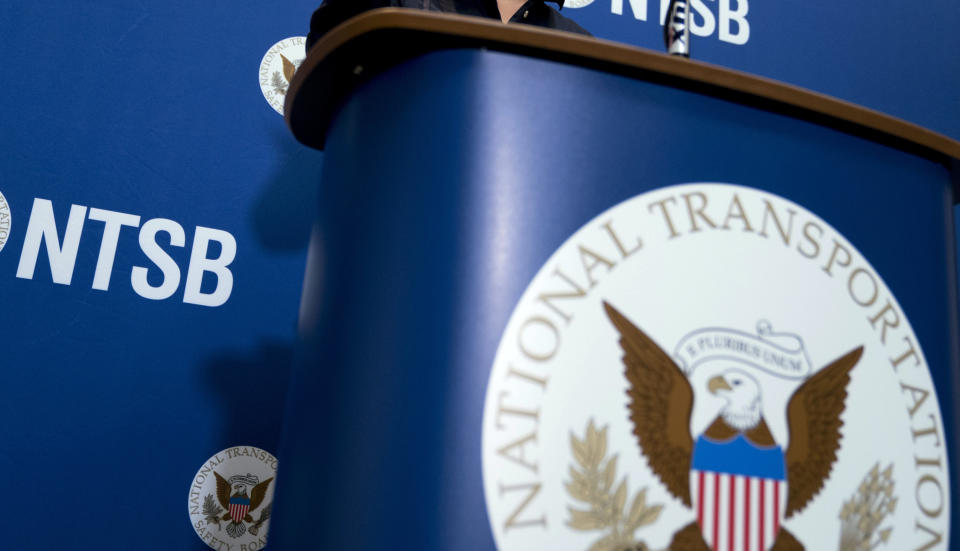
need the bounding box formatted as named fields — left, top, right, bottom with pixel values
left=663, top=0, right=691, bottom=58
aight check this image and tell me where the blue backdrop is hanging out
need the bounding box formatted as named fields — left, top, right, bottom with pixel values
left=562, top=0, right=960, bottom=142
left=0, top=1, right=957, bottom=549
left=1, top=1, right=322, bottom=548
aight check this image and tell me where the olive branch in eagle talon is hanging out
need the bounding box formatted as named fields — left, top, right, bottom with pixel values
left=566, top=419, right=664, bottom=551
left=838, top=463, right=896, bottom=551
left=271, top=72, right=288, bottom=96
left=203, top=494, right=225, bottom=529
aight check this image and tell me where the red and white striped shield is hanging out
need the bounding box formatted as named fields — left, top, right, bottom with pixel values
left=690, top=470, right=787, bottom=551
left=229, top=495, right=251, bottom=523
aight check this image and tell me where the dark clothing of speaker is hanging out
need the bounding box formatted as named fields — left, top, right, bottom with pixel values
left=306, top=0, right=590, bottom=50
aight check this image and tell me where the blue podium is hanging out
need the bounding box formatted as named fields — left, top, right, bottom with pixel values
left=273, top=10, right=960, bottom=551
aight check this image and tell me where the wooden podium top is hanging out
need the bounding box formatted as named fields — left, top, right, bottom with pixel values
left=286, top=8, right=960, bottom=163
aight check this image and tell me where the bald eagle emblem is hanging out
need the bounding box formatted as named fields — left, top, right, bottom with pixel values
left=210, top=472, right=274, bottom=539
left=603, top=302, right=863, bottom=551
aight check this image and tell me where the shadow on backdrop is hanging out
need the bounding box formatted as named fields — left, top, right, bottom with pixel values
left=201, top=341, right=295, bottom=452
left=252, top=128, right=323, bottom=252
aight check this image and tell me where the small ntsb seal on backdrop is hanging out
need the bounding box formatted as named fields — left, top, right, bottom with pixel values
left=259, top=37, right=306, bottom=115
left=188, top=446, right=278, bottom=551
left=0, top=189, right=11, bottom=254
left=481, top=183, right=949, bottom=551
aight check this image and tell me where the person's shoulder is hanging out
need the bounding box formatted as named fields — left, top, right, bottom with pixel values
left=548, top=6, right=592, bottom=36
left=307, top=0, right=401, bottom=50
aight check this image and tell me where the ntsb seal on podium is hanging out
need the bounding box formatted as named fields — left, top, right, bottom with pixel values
left=481, top=183, right=949, bottom=551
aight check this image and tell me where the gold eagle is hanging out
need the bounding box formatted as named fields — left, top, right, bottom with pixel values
left=214, top=471, right=274, bottom=536
left=603, top=302, right=863, bottom=551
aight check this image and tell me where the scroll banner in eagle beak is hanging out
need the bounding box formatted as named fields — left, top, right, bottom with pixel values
left=672, top=321, right=813, bottom=380
left=228, top=474, right=261, bottom=487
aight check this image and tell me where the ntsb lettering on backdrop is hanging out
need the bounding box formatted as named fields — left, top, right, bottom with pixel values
left=4, top=196, right=237, bottom=307
left=566, top=0, right=750, bottom=46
